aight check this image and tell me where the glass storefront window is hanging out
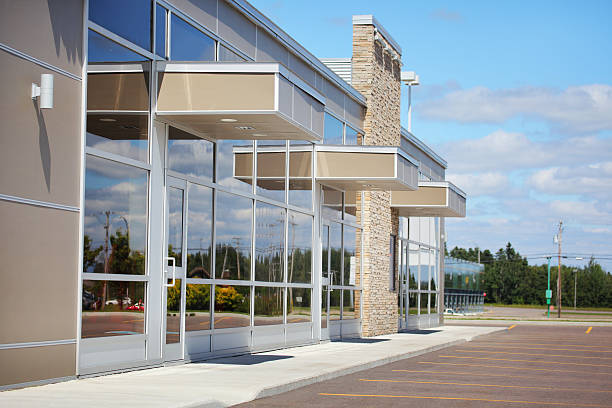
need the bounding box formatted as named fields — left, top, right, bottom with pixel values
left=255, top=203, right=285, bottom=282
left=344, top=192, right=358, bottom=223
left=83, top=156, right=148, bottom=275
left=345, top=125, right=360, bottom=145
left=215, top=192, right=252, bottom=280
left=155, top=5, right=167, bottom=58
left=168, top=127, right=214, bottom=181
left=287, top=288, right=311, bottom=323
left=89, top=0, right=152, bottom=51
left=431, top=293, right=438, bottom=314
left=408, top=292, right=418, bottom=315
left=288, top=212, right=312, bottom=283
left=256, top=141, right=286, bottom=203
left=343, top=226, right=358, bottom=286
left=420, top=293, right=429, bottom=315
left=166, top=278, right=181, bottom=344
left=217, top=140, right=253, bottom=193
left=342, top=290, right=357, bottom=319
left=214, top=285, right=250, bottom=328
left=420, top=249, right=430, bottom=291
left=88, top=30, right=147, bottom=62
left=167, top=187, right=183, bottom=267
left=322, top=186, right=342, bottom=220
left=185, top=284, right=211, bottom=331
left=82, top=280, right=146, bottom=338
left=323, top=113, right=343, bottom=144
left=289, top=143, right=312, bottom=210
left=430, top=250, right=438, bottom=292
left=170, top=14, right=215, bottom=61
left=254, top=286, right=283, bottom=326
left=408, top=249, right=418, bottom=290
left=329, top=222, right=342, bottom=286
left=187, top=184, right=213, bottom=278
left=329, top=289, right=341, bottom=321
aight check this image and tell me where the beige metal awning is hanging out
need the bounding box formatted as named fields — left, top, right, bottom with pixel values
left=155, top=62, right=324, bottom=141
left=391, top=181, right=466, bottom=217
left=233, top=145, right=419, bottom=191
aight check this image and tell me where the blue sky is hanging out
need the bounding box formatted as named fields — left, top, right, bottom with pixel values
left=250, top=0, right=612, bottom=270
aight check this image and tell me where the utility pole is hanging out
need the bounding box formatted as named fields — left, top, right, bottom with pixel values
left=557, top=220, right=563, bottom=318
left=574, top=268, right=577, bottom=310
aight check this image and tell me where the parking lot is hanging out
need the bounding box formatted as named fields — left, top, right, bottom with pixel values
left=239, top=324, right=612, bottom=407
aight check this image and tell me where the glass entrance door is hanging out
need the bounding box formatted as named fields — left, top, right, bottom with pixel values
left=398, top=240, right=408, bottom=330
left=320, top=223, right=330, bottom=340
left=163, top=177, right=187, bottom=361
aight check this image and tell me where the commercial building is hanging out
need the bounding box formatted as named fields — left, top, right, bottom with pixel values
left=0, top=0, right=466, bottom=389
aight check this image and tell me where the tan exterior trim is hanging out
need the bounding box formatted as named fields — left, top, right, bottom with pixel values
left=0, top=344, right=76, bottom=387
left=391, top=182, right=467, bottom=218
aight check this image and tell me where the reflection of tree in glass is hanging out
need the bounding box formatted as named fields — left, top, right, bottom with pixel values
left=186, top=284, right=210, bottom=311
left=215, top=243, right=250, bottom=280
left=215, top=286, right=248, bottom=313
left=187, top=250, right=211, bottom=278
left=83, top=234, right=102, bottom=272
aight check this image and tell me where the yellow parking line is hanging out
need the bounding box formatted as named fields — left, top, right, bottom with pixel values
left=454, top=349, right=612, bottom=360
left=472, top=341, right=612, bottom=350
left=463, top=344, right=612, bottom=353
left=319, top=393, right=610, bottom=407
left=587, top=327, right=593, bottom=334
left=122, top=318, right=144, bottom=323
left=508, top=324, right=517, bottom=330
left=419, top=361, right=584, bottom=374
left=392, top=369, right=545, bottom=380
left=359, top=378, right=612, bottom=393
left=440, top=355, right=612, bottom=368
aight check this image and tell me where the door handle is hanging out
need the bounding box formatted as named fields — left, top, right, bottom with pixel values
left=164, top=256, right=176, bottom=287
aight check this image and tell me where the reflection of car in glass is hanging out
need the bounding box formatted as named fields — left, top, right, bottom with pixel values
left=443, top=308, right=456, bottom=315
left=105, top=297, right=132, bottom=306
left=82, top=291, right=96, bottom=310
left=127, top=302, right=144, bottom=311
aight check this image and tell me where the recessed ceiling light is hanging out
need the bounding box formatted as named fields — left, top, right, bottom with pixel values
left=220, top=118, right=237, bottom=123
left=252, top=133, right=267, bottom=137
left=235, top=126, right=255, bottom=130
left=99, top=118, right=117, bottom=122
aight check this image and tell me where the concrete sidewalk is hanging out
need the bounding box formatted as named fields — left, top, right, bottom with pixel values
left=0, top=325, right=505, bottom=408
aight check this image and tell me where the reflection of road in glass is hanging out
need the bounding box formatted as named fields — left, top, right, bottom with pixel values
left=214, top=312, right=250, bottom=329
left=287, top=307, right=311, bottom=324
left=166, top=313, right=180, bottom=344
left=81, top=311, right=144, bottom=338
left=185, top=312, right=211, bottom=331
left=254, top=315, right=283, bottom=326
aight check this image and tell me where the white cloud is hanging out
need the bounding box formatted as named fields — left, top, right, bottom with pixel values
left=420, top=84, right=612, bottom=133
left=446, top=171, right=509, bottom=197
left=527, top=163, right=612, bottom=198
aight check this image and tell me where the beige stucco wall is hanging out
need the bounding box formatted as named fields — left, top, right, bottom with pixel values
left=352, top=22, right=402, bottom=336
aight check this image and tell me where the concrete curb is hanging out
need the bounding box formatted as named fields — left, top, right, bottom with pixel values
left=247, top=327, right=506, bottom=405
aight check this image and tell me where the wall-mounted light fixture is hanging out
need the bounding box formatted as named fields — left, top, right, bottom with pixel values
left=31, top=73, right=54, bottom=109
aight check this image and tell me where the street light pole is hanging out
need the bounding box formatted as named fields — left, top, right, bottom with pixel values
left=546, top=256, right=552, bottom=318
left=401, top=71, right=420, bottom=133
left=556, top=221, right=563, bottom=318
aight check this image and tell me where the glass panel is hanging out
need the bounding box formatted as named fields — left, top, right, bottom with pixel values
left=289, top=142, right=312, bottom=210
left=215, top=192, right=252, bottom=280
left=321, top=288, right=327, bottom=329
left=344, top=192, right=357, bottom=223
left=408, top=217, right=419, bottom=242
left=345, top=125, right=359, bottom=145
left=323, top=113, right=343, bottom=145
left=82, top=280, right=145, bottom=338
left=342, top=290, right=357, bottom=319
left=329, top=289, right=341, bottom=321
left=217, top=140, right=253, bottom=192
left=420, top=249, right=430, bottom=291
left=255, top=203, right=285, bottom=282
left=83, top=156, right=147, bottom=275
left=214, top=285, right=250, bottom=328
left=86, top=113, right=149, bottom=162
left=186, top=284, right=211, bottom=331
left=256, top=141, right=286, bottom=203
left=88, top=30, right=147, bottom=62
left=288, top=212, right=312, bottom=283
left=343, top=226, right=358, bottom=286
left=166, top=278, right=181, bottom=344
left=187, top=184, right=213, bottom=278
left=219, top=44, right=245, bottom=62
left=254, top=286, right=283, bottom=326
left=329, top=222, right=342, bottom=286
left=168, top=126, right=214, bottom=181
left=431, top=293, right=438, bottom=314
left=171, top=14, right=215, bottom=61
left=420, top=293, right=429, bottom=315
left=408, top=250, right=418, bottom=290
left=155, top=4, right=167, bottom=58
left=287, top=288, right=311, bottom=323
left=167, top=187, right=183, bottom=267
left=89, top=0, right=152, bottom=51
left=322, top=186, right=342, bottom=221
left=430, top=249, right=438, bottom=292
left=408, top=292, right=418, bottom=315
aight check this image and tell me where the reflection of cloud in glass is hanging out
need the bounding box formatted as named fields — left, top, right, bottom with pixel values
left=217, top=140, right=253, bottom=192
left=168, top=127, right=214, bottom=181
left=255, top=203, right=285, bottom=282
left=288, top=211, right=313, bottom=283
left=83, top=156, right=148, bottom=273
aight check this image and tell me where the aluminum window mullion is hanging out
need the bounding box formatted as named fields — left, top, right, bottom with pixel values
left=87, top=21, right=156, bottom=60
left=82, top=273, right=149, bottom=282
left=85, top=147, right=152, bottom=171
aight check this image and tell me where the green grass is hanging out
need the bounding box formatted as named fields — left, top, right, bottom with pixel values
left=487, top=303, right=612, bottom=312
left=446, top=317, right=612, bottom=323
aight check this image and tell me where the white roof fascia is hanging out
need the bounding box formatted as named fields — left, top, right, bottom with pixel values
left=229, top=0, right=367, bottom=107
left=352, top=15, right=402, bottom=55
left=401, top=127, right=448, bottom=169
